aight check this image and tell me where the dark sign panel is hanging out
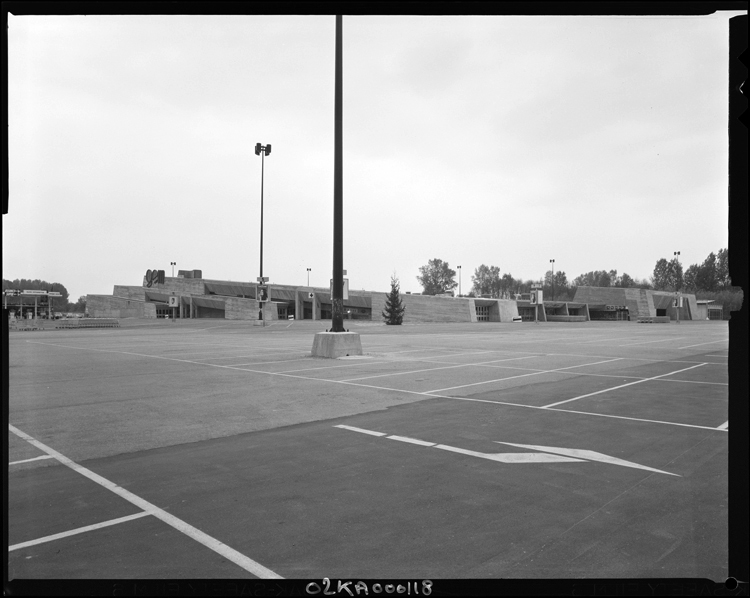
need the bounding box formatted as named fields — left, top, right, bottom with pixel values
left=144, top=269, right=165, bottom=288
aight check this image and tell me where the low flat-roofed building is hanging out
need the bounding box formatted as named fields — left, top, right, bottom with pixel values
left=87, top=269, right=524, bottom=323
left=695, top=299, right=724, bottom=320
left=572, top=286, right=699, bottom=320
left=86, top=273, right=707, bottom=324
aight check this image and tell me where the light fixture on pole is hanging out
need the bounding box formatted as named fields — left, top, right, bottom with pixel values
left=255, top=142, right=272, bottom=320
left=307, top=268, right=311, bottom=286
left=550, top=259, right=555, bottom=301
left=171, top=262, right=176, bottom=277
left=457, top=265, right=461, bottom=297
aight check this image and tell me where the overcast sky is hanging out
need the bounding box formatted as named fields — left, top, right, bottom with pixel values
left=4, top=12, right=743, bottom=300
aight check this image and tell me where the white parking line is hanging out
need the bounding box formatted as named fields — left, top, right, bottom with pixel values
left=677, top=340, right=728, bottom=350
left=618, top=337, right=688, bottom=347
left=334, top=424, right=387, bottom=436
left=340, top=355, right=538, bottom=382
left=541, top=363, right=707, bottom=408
left=23, top=341, right=725, bottom=432
left=10, top=455, right=55, bottom=466
left=425, top=358, right=623, bottom=394
left=468, top=363, right=727, bottom=386
left=9, top=425, right=282, bottom=579
left=10, top=512, right=151, bottom=551
left=423, top=394, right=729, bottom=432
left=387, top=435, right=437, bottom=446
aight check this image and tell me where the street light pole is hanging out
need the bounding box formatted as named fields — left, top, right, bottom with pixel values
left=457, top=265, right=461, bottom=297
left=674, top=251, right=681, bottom=324
left=255, top=142, right=272, bottom=321
left=550, top=259, right=555, bottom=301
left=330, top=14, right=345, bottom=333
left=171, top=262, right=176, bottom=277
left=307, top=268, right=311, bottom=286
left=255, top=143, right=272, bottom=281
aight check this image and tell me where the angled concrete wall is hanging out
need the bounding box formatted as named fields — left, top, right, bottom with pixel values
left=144, top=276, right=205, bottom=296
left=399, top=294, right=474, bottom=323
left=573, top=286, right=698, bottom=320
left=496, top=300, right=520, bottom=322
left=87, top=295, right=148, bottom=318
left=225, top=297, right=259, bottom=320
left=113, top=286, right=147, bottom=300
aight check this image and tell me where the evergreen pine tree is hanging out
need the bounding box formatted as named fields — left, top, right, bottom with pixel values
left=382, top=274, right=405, bottom=325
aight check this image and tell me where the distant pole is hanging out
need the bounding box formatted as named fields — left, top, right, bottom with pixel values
left=550, top=259, right=555, bottom=301
left=331, top=14, right=345, bottom=333
left=307, top=268, right=311, bottom=286
left=255, top=142, right=272, bottom=321
left=458, top=265, right=461, bottom=297
left=674, top=251, right=680, bottom=324
left=260, top=150, right=265, bottom=279
left=171, top=261, right=176, bottom=277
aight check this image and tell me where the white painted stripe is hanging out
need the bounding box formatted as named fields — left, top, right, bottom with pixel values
left=426, top=358, right=623, bottom=394
left=618, top=337, right=688, bottom=347
left=340, top=355, right=538, bottom=382
left=676, top=339, right=728, bottom=350
left=471, top=364, right=727, bottom=386
left=541, top=363, right=707, bottom=408
left=495, top=443, right=680, bottom=476
left=275, top=360, right=390, bottom=374
left=10, top=512, right=151, bottom=551
left=335, top=426, right=583, bottom=463
left=334, top=424, right=388, bottom=436
left=24, top=341, right=726, bottom=432
left=387, top=435, right=436, bottom=447
left=9, top=425, right=282, bottom=579
left=229, top=357, right=316, bottom=367
left=531, top=404, right=729, bottom=432
left=10, top=455, right=55, bottom=466
left=717, top=421, right=729, bottom=430
left=433, top=444, right=584, bottom=463
left=25, top=339, right=725, bottom=370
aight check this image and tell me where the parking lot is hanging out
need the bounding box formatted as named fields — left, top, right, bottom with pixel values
left=6, top=319, right=734, bottom=585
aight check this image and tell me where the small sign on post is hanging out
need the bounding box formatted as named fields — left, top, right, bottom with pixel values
left=168, top=295, right=178, bottom=322
left=673, top=294, right=682, bottom=324
left=330, top=279, right=349, bottom=300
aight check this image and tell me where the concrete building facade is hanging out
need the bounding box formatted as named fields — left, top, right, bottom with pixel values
left=572, top=286, right=698, bottom=321
left=87, top=270, right=523, bottom=323
left=85, top=273, right=700, bottom=324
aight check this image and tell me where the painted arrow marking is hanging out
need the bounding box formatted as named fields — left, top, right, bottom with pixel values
left=431, top=443, right=584, bottom=463
left=335, top=425, right=679, bottom=475
left=335, top=425, right=581, bottom=462
left=494, top=442, right=680, bottom=476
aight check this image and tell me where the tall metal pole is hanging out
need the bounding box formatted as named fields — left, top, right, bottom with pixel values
left=550, top=259, right=555, bottom=301
left=674, top=251, right=680, bottom=324
left=331, top=14, right=345, bottom=332
left=260, top=150, right=265, bottom=281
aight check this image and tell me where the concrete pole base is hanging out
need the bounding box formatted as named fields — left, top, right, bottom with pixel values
left=311, top=331, right=363, bottom=358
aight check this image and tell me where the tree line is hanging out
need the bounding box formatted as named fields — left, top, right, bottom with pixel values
left=415, top=259, right=646, bottom=301
left=415, top=249, right=741, bottom=317
left=2, top=279, right=86, bottom=313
